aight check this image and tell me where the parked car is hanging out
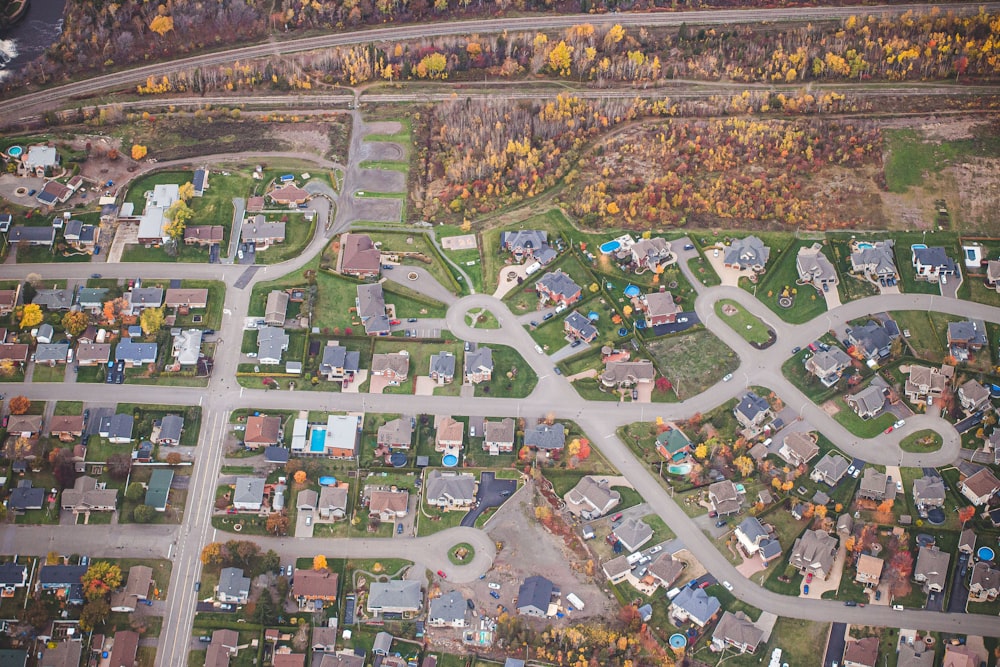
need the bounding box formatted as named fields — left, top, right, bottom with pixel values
left=437, top=570, right=447, bottom=578
left=488, top=582, right=501, bottom=590
left=677, top=317, right=689, bottom=323
left=305, top=515, right=312, bottom=526
left=407, top=318, right=417, bottom=322
left=570, top=340, right=582, bottom=348
left=805, top=573, right=813, bottom=583
left=792, top=346, right=801, bottom=354
left=708, top=511, right=718, bottom=518
left=389, top=319, right=401, bottom=326
left=194, top=582, right=201, bottom=592
left=803, top=584, right=810, bottom=594
left=847, top=465, right=857, bottom=477
left=530, top=321, right=540, bottom=328
left=554, top=367, right=562, bottom=375
left=722, top=373, right=733, bottom=382
left=397, top=523, right=404, bottom=534
left=893, top=419, right=906, bottom=429
left=488, top=591, right=500, bottom=599
left=722, top=581, right=734, bottom=591
left=884, top=425, right=894, bottom=434
left=845, top=600, right=857, bottom=607
left=467, top=599, right=476, bottom=610
left=715, top=520, right=727, bottom=528
left=543, top=313, right=554, bottom=321
left=683, top=244, right=695, bottom=251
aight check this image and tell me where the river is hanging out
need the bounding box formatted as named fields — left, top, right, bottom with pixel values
left=0, top=0, right=68, bottom=80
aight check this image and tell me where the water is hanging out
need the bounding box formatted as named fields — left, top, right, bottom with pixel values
left=0, top=0, right=68, bottom=80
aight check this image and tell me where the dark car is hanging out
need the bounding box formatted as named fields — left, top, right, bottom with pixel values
left=530, top=321, right=539, bottom=328
left=570, top=340, right=582, bottom=348
left=194, top=581, right=201, bottom=592
left=90, top=273, right=102, bottom=279
left=715, top=520, right=727, bottom=528
left=632, top=388, right=638, bottom=400
left=397, top=523, right=404, bottom=534
left=467, top=599, right=476, bottom=610
left=407, top=318, right=417, bottom=322
left=683, top=244, right=695, bottom=251
left=845, top=600, right=857, bottom=607
left=27, top=189, right=36, bottom=196
left=105, top=371, right=115, bottom=384
left=791, top=346, right=801, bottom=354
left=543, top=313, right=554, bottom=320
left=490, top=591, right=500, bottom=599
left=554, top=367, right=562, bottom=375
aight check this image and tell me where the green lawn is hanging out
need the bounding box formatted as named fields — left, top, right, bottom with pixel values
left=31, top=364, right=66, bottom=382
left=714, top=299, right=773, bottom=345
left=646, top=329, right=739, bottom=399
left=884, top=129, right=1000, bottom=193
left=900, top=429, right=943, bottom=453
left=472, top=345, right=537, bottom=398
left=368, top=230, right=461, bottom=295
left=830, top=395, right=896, bottom=438
left=746, top=239, right=831, bottom=324
left=687, top=255, right=720, bottom=287
left=256, top=214, right=316, bottom=265
left=467, top=309, right=499, bottom=329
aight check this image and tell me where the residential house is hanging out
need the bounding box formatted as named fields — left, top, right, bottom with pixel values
left=35, top=180, right=72, bottom=207
left=313, top=414, right=359, bottom=459
left=669, top=587, right=720, bottom=628
left=9, top=481, right=45, bottom=511
left=947, top=319, right=988, bottom=361
left=60, top=476, right=117, bottom=514
left=319, top=343, right=360, bottom=384
left=373, top=632, right=393, bottom=656
left=524, top=422, right=566, bottom=454
left=124, top=287, right=164, bottom=313
left=425, top=470, right=477, bottom=509
left=912, top=246, right=958, bottom=283
left=245, top=415, right=282, bottom=449
left=76, top=343, right=111, bottom=366
left=847, top=384, right=887, bottom=419
left=711, top=611, right=765, bottom=654
left=850, top=240, right=897, bottom=282
left=371, top=352, right=410, bottom=385
left=483, top=418, right=516, bottom=455
left=501, top=230, right=550, bottom=263
left=535, top=270, right=581, bottom=306
left=35, top=322, right=54, bottom=344
left=0, top=286, right=20, bottom=314
left=805, top=347, right=853, bottom=387
left=734, top=517, right=771, bottom=556
left=942, top=645, right=981, bottom=667
left=171, top=329, right=202, bottom=366
left=184, top=225, right=224, bottom=246
left=292, top=568, right=340, bottom=609
left=99, top=414, right=134, bottom=444
left=564, top=476, right=620, bottom=518
left=723, top=236, right=770, bottom=272
left=904, top=364, right=953, bottom=404
left=0, top=562, right=29, bottom=591
left=264, top=290, right=289, bottom=327
left=855, top=554, right=884, bottom=588
left=232, top=477, right=266, bottom=512
left=62, top=220, right=99, bottom=250
left=368, top=489, right=409, bottom=521
left=843, top=637, right=880, bottom=667
left=564, top=311, right=598, bottom=343
left=256, top=326, right=289, bottom=365
left=600, top=360, right=656, bottom=388
left=193, top=168, right=209, bottom=196
left=110, top=565, right=153, bottom=612
left=913, top=546, right=950, bottom=592
left=958, top=528, right=977, bottom=555
left=19, top=145, right=59, bottom=176
left=655, top=427, right=692, bottom=461
left=309, top=628, right=340, bottom=655
left=847, top=323, right=892, bottom=361
left=613, top=517, right=653, bottom=552
left=463, top=346, right=493, bottom=384
left=7, top=226, right=56, bottom=246
left=377, top=417, right=414, bottom=449
left=217, top=568, right=251, bottom=604
left=435, top=416, right=464, bottom=451
left=356, top=283, right=390, bottom=336
left=959, top=468, right=1000, bottom=506
left=429, top=351, right=456, bottom=384
left=269, top=184, right=310, bottom=205
left=810, top=453, right=850, bottom=486
left=205, top=629, right=240, bottom=667
left=897, top=644, right=934, bottom=667
left=33, top=289, right=74, bottom=310
left=913, top=475, right=946, bottom=511
left=340, top=233, right=382, bottom=278
left=317, top=486, right=348, bottom=520
left=602, top=556, right=632, bottom=585
left=857, top=468, right=889, bottom=501
left=778, top=432, right=819, bottom=467
left=296, top=490, right=317, bottom=512
left=115, top=339, right=158, bottom=367
left=733, top=391, right=772, bottom=434
left=428, top=591, right=468, bottom=628
left=646, top=553, right=685, bottom=590
left=368, top=580, right=423, bottom=617
left=145, top=469, right=173, bottom=511
left=788, top=529, right=839, bottom=579
left=34, top=343, right=68, bottom=366
left=242, top=219, right=286, bottom=248
left=969, top=561, right=1000, bottom=601
left=958, top=379, right=990, bottom=412
left=38, top=642, right=82, bottom=667
left=0, top=343, right=29, bottom=366
left=708, top=480, right=745, bottom=516
left=796, top=243, right=839, bottom=291
left=636, top=291, right=681, bottom=327
left=272, top=654, right=305, bottom=667
left=162, top=288, right=208, bottom=310
left=37, top=564, right=87, bottom=603
left=629, top=237, right=672, bottom=271
left=516, top=576, right=555, bottom=617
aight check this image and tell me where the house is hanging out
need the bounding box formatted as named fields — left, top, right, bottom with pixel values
left=636, top=291, right=680, bottom=327
left=947, top=319, right=988, bottom=361
left=76, top=287, right=108, bottom=310
left=318, top=486, right=348, bottom=520
left=8, top=226, right=56, bottom=246
left=912, top=246, right=958, bottom=282
left=723, top=236, right=770, bottom=272
left=0, top=286, right=20, bottom=314
left=959, top=468, right=1000, bottom=506
left=524, top=423, right=566, bottom=453
left=296, top=490, right=317, bottom=512
left=655, top=427, right=692, bottom=461
left=789, top=529, right=839, bottom=579
left=9, top=481, right=45, bottom=511
left=378, top=417, right=414, bottom=449
left=217, top=568, right=251, bottom=604
left=429, top=351, right=456, bottom=384
left=913, top=475, right=946, bottom=510
left=897, top=644, right=934, bottom=667
left=501, top=230, right=549, bottom=262
left=319, top=343, right=360, bottom=384
left=847, top=323, right=892, bottom=361
left=0, top=343, right=30, bottom=366
left=38, top=564, right=87, bottom=603
left=34, top=322, right=55, bottom=344
left=367, top=580, right=422, bottom=617
left=425, top=470, right=477, bottom=509
left=969, top=561, right=1000, bottom=601
left=76, top=343, right=111, bottom=366
left=264, top=290, right=289, bottom=327
left=373, top=632, right=393, bottom=656
left=205, top=629, right=240, bottom=667
left=314, top=414, right=360, bottom=458
left=242, top=219, right=286, bottom=248
left=368, top=489, right=409, bottom=521
left=62, top=220, right=99, bottom=250
left=310, top=628, right=340, bottom=655
left=855, top=554, right=884, bottom=588
left=153, top=415, right=185, bottom=448
left=124, top=287, right=164, bottom=313
left=602, top=555, right=632, bottom=584
left=435, top=416, right=464, bottom=451
left=19, top=145, right=59, bottom=176
left=0, top=562, right=29, bottom=590
left=600, top=360, right=656, bottom=388
left=843, top=637, right=880, bottom=667
left=372, top=351, right=410, bottom=384
left=711, top=611, right=765, bottom=654
left=850, top=240, right=897, bottom=282
left=268, top=184, right=310, bottom=205
left=708, top=480, right=745, bottom=516
left=564, top=476, right=620, bottom=518
left=115, top=339, right=158, bottom=367
left=629, top=237, right=672, bottom=270
left=958, top=528, right=977, bottom=555
left=105, top=630, right=139, bottom=667
left=984, top=259, right=1000, bottom=293
left=99, top=414, right=134, bottom=444
left=463, top=346, right=494, bottom=384
left=483, top=418, right=516, bottom=455
left=810, top=453, right=850, bottom=486
left=256, top=326, right=289, bottom=365
left=428, top=590, right=468, bottom=628
left=33, top=289, right=74, bottom=310
left=38, top=641, right=82, bottom=667
left=564, top=311, right=598, bottom=343
left=7, top=414, right=43, bottom=439
left=904, top=365, right=953, bottom=404
left=171, top=329, right=202, bottom=366
left=958, top=379, right=990, bottom=412
left=805, top=347, right=853, bottom=387
left=847, top=384, right=887, bottom=419
left=646, top=553, right=685, bottom=589
left=340, top=233, right=382, bottom=278
left=60, top=476, right=117, bottom=513
left=796, top=243, right=839, bottom=291
left=613, top=517, right=652, bottom=552
left=272, top=655, right=305, bottom=667
left=184, top=225, right=224, bottom=246
left=913, top=545, right=950, bottom=592
left=110, top=565, right=153, bottom=611
left=245, top=415, right=282, bottom=448
left=35, top=180, right=72, bottom=206
left=535, top=270, right=581, bottom=306
left=34, top=343, right=68, bottom=366
left=733, top=391, right=771, bottom=434
left=778, top=431, right=819, bottom=466
left=943, top=645, right=982, bottom=667
left=734, top=517, right=771, bottom=555
left=669, top=586, right=720, bottom=628
left=516, top=576, right=555, bottom=617
left=857, top=467, right=889, bottom=501
left=356, top=283, right=390, bottom=336
left=164, top=288, right=209, bottom=310
left=232, top=477, right=266, bottom=511
left=193, top=168, right=209, bottom=196
left=145, top=469, right=173, bottom=511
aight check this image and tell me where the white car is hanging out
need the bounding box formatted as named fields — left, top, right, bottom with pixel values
left=722, top=373, right=733, bottom=382
left=713, top=249, right=719, bottom=257
left=648, top=545, right=662, bottom=555
left=488, top=582, right=501, bottom=590
left=305, top=515, right=312, bottom=526
left=677, top=317, right=688, bottom=323
left=722, top=581, right=734, bottom=591
left=893, top=420, right=906, bottom=429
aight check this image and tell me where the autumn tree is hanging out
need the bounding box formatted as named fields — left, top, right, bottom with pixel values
left=149, top=14, right=173, bottom=36
left=694, top=443, right=708, bottom=460
left=131, top=144, right=148, bottom=160
left=0, top=360, right=15, bottom=378
left=102, top=297, right=129, bottom=324
left=133, top=505, right=156, bottom=522
left=79, top=598, right=110, bottom=631
left=19, top=303, right=42, bottom=329
left=293, top=470, right=307, bottom=484
left=178, top=181, right=195, bottom=201
left=8, top=395, right=30, bottom=415
left=165, top=452, right=182, bottom=465
left=140, top=307, right=165, bottom=336
left=733, top=455, right=754, bottom=478
left=201, top=542, right=224, bottom=566
left=313, top=554, right=328, bottom=570
left=82, top=562, right=123, bottom=601
left=654, top=377, right=672, bottom=393
left=266, top=512, right=289, bottom=536
left=164, top=200, right=193, bottom=240
left=62, top=310, right=90, bottom=336
left=958, top=506, right=975, bottom=524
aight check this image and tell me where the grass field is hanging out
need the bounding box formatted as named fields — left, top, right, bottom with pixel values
left=830, top=395, right=896, bottom=438
left=714, top=299, right=773, bottom=345
left=255, top=215, right=316, bottom=265
left=472, top=345, right=537, bottom=398
left=687, top=255, right=720, bottom=287
left=884, top=129, right=1000, bottom=193
left=900, top=429, right=943, bottom=453
left=645, top=329, right=739, bottom=399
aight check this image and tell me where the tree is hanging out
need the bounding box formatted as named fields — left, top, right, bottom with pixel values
left=61, top=310, right=90, bottom=336
left=958, top=506, right=975, bottom=524
left=694, top=443, right=708, bottom=460
left=133, top=505, right=156, bottom=523
left=82, top=562, right=123, bottom=601
left=164, top=200, right=193, bottom=241
left=131, top=144, right=148, bottom=160
left=107, top=453, right=132, bottom=480
left=577, top=439, right=591, bottom=460
left=654, top=377, right=672, bottom=393
left=313, top=554, right=328, bottom=570
left=460, top=219, right=472, bottom=232
left=20, top=598, right=51, bottom=631
left=165, top=452, right=182, bottom=465
left=178, top=182, right=195, bottom=201
left=125, top=482, right=145, bottom=502
left=149, top=14, right=174, bottom=36
left=733, top=455, right=754, bottom=478
left=8, top=395, right=30, bottom=415
left=814, top=504, right=828, bottom=519
left=79, top=598, right=110, bottom=631
left=140, top=307, right=164, bottom=336
left=19, top=304, right=42, bottom=329
left=0, top=359, right=16, bottom=378
left=201, top=542, right=224, bottom=566
left=266, top=512, right=289, bottom=536
left=293, top=470, right=307, bottom=484
left=102, top=297, right=129, bottom=325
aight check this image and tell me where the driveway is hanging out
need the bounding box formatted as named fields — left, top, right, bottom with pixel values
left=367, top=375, right=390, bottom=394
left=460, top=471, right=517, bottom=527
left=801, top=544, right=846, bottom=599
left=414, top=376, right=437, bottom=396
left=947, top=551, right=969, bottom=614
left=940, top=273, right=961, bottom=299
left=294, top=511, right=315, bottom=538
left=382, top=267, right=457, bottom=306
left=825, top=622, right=847, bottom=667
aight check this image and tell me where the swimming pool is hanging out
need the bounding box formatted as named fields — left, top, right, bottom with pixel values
left=442, top=453, right=458, bottom=467
left=669, top=634, right=688, bottom=649
left=600, top=240, right=621, bottom=254
left=668, top=463, right=693, bottom=475
left=309, top=428, right=327, bottom=453
left=624, top=284, right=640, bottom=297
left=319, top=476, right=337, bottom=486
left=911, top=243, right=927, bottom=250
left=855, top=242, right=874, bottom=249
left=978, top=546, right=995, bottom=562
left=7, top=145, right=22, bottom=159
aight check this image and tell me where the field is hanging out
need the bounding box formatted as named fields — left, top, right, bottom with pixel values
left=645, top=329, right=739, bottom=399
left=900, top=429, right=943, bottom=453
left=714, top=299, right=773, bottom=345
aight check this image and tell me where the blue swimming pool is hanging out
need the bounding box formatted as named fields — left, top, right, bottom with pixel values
left=600, top=240, right=621, bottom=254
left=310, top=428, right=326, bottom=453
left=911, top=243, right=927, bottom=250
left=856, top=242, right=874, bottom=249
left=979, top=546, right=995, bottom=562
left=442, top=454, right=458, bottom=467
left=624, top=284, right=640, bottom=297
left=7, top=145, right=23, bottom=159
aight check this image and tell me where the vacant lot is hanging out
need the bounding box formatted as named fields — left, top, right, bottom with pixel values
left=646, top=329, right=739, bottom=399
left=714, top=299, right=773, bottom=345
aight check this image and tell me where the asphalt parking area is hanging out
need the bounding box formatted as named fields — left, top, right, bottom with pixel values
left=461, top=472, right=516, bottom=527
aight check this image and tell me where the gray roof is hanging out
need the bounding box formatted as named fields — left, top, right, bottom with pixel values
left=8, top=226, right=56, bottom=243
left=464, top=346, right=493, bottom=375
left=524, top=423, right=566, bottom=450
left=848, top=384, right=887, bottom=417
left=736, top=517, right=768, bottom=543
left=789, top=529, right=838, bottom=576
left=808, top=347, right=852, bottom=374
left=36, top=323, right=54, bottom=341
left=850, top=240, right=896, bottom=276
left=264, top=446, right=289, bottom=464
left=101, top=413, right=134, bottom=440
left=128, top=287, right=164, bottom=309
left=356, top=283, right=387, bottom=320
left=218, top=568, right=250, bottom=599
left=614, top=517, right=653, bottom=551
left=948, top=320, right=988, bottom=347
left=735, top=391, right=770, bottom=421
left=914, top=546, right=950, bottom=589
left=484, top=418, right=515, bottom=444
left=34, top=343, right=68, bottom=363
left=320, top=345, right=360, bottom=375
left=33, top=289, right=74, bottom=310
left=425, top=470, right=476, bottom=504
left=912, top=246, right=957, bottom=272
left=9, top=481, right=45, bottom=510
left=377, top=417, right=413, bottom=448
left=713, top=611, right=765, bottom=651
left=724, top=235, right=769, bottom=269
left=368, top=579, right=423, bottom=611
left=241, top=221, right=286, bottom=242
left=233, top=477, right=266, bottom=506
left=76, top=287, right=108, bottom=306
left=115, top=339, right=158, bottom=364
left=913, top=475, right=945, bottom=505
left=795, top=243, right=837, bottom=283
left=564, top=311, right=598, bottom=340
left=158, top=415, right=184, bottom=443
left=812, top=453, right=850, bottom=484
left=536, top=270, right=580, bottom=300
left=848, top=323, right=891, bottom=357
left=502, top=230, right=548, bottom=252
left=759, top=538, right=783, bottom=560
left=516, top=575, right=554, bottom=614
left=364, top=314, right=391, bottom=335
left=671, top=586, right=721, bottom=625
left=257, top=325, right=289, bottom=361
left=429, top=351, right=456, bottom=378
left=428, top=590, right=466, bottom=623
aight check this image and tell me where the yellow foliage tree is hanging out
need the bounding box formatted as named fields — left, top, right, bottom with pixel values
left=548, top=40, right=574, bottom=76
left=149, top=15, right=174, bottom=36
left=294, top=470, right=307, bottom=484
left=131, top=144, right=147, bottom=160
left=460, top=219, right=472, bottom=232
left=313, top=554, right=328, bottom=571
left=178, top=181, right=195, bottom=201
left=415, top=52, right=447, bottom=79
left=694, top=443, right=708, bottom=460
left=20, top=304, right=43, bottom=329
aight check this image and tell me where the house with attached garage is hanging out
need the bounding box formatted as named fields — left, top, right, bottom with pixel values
left=0, top=343, right=29, bottom=367
left=244, top=415, right=282, bottom=449
left=904, top=364, right=953, bottom=404
left=8, top=226, right=56, bottom=246
left=33, top=289, right=74, bottom=310
left=463, top=346, right=493, bottom=384
left=60, top=476, right=117, bottom=514
left=319, top=343, right=360, bottom=384
left=850, top=240, right=897, bottom=282
left=124, top=287, right=164, bottom=314
left=629, top=237, right=672, bottom=271
left=857, top=467, right=890, bottom=501
left=424, top=470, right=477, bottom=509
left=711, top=611, right=765, bottom=654
left=371, top=351, right=410, bottom=385
left=778, top=431, right=819, bottom=467
left=708, top=480, right=745, bottom=516
left=810, top=452, right=850, bottom=487
left=986, top=260, right=1000, bottom=292
left=367, top=488, right=409, bottom=521
left=847, top=322, right=893, bottom=361
left=655, top=427, right=692, bottom=462
left=9, top=481, right=45, bottom=511
left=99, top=414, right=133, bottom=444
left=171, top=329, right=202, bottom=367
left=536, top=270, right=581, bottom=306
left=356, top=283, right=391, bottom=336
left=154, top=415, right=185, bottom=446
left=959, top=468, right=1000, bottom=506
left=564, top=475, right=620, bottom=518
left=18, top=145, right=59, bottom=177
left=429, top=351, right=456, bottom=384
left=35, top=180, right=72, bottom=207
left=958, top=379, right=990, bottom=412
left=947, top=319, right=987, bottom=360
left=0, top=286, right=20, bottom=314
left=0, top=562, right=29, bottom=592
left=913, top=545, right=950, bottom=593
left=217, top=568, right=251, bottom=604
left=516, top=576, right=556, bottom=618
left=339, top=233, right=382, bottom=279
left=110, top=565, right=153, bottom=612
left=788, top=529, right=838, bottom=579
left=483, top=418, right=515, bottom=455
left=734, top=517, right=781, bottom=565
left=805, top=347, right=853, bottom=387
left=613, top=517, right=653, bottom=552
left=847, top=384, right=887, bottom=420
left=600, top=360, right=656, bottom=389
left=428, top=590, right=467, bottom=628
left=232, top=477, right=266, bottom=512
left=913, top=475, right=946, bottom=511
left=434, top=416, right=464, bottom=451
left=368, top=580, right=423, bottom=618
left=733, top=391, right=772, bottom=435
left=164, top=288, right=209, bottom=309
left=242, top=217, right=286, bottom=249
left=635, top=290, right=680, bottom=327
left=34, top=343, right=68, bottom=366
left=501, top=230, right=550, bottom=263
left=969, top=561, right=1000, bottom=601
left=265, top=290, right=289, bottom=327
left=292, top=568, right=339, bottom=610
left=256, top=326, right=289, bottom=365
left=63, top=219, right=99, bottom=251
left=669, top=586, right=720, bottom=628
left=524, top=422, right=566, bottom=454
left=377, top=417, right=414, bottom=449
left=796, top=243, right=839, bottom=291
left=115, top=339, right=158, bottom=367
left=843, top=637, right=880, bottom=667
left=563, top=311, right=598, bottom=343
left=269, top=184, right=310, bottom=206
left=854, top=554, right=884, bottom=588
left=184, top=225, right=224, bottom=246
left=911, top=246, right=958, bottom=283
left=723, top=236, right=770, bottom=273
left=317, top=486, right=348, bottom=520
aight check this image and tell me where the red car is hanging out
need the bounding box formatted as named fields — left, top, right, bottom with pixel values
left=884, top=425, right=894, bottom=434
left=698, top=581, right=711, bottom=589
left=806, top=573, right=813, bottom=583
left=390, top=319, right=401, bottom=326
left=708, top=511, right=718, bottom=518
left=437, top=570, right=447, bottom=578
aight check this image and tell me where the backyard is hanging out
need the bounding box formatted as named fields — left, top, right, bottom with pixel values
left=746, top=239, right=831, bottom=324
